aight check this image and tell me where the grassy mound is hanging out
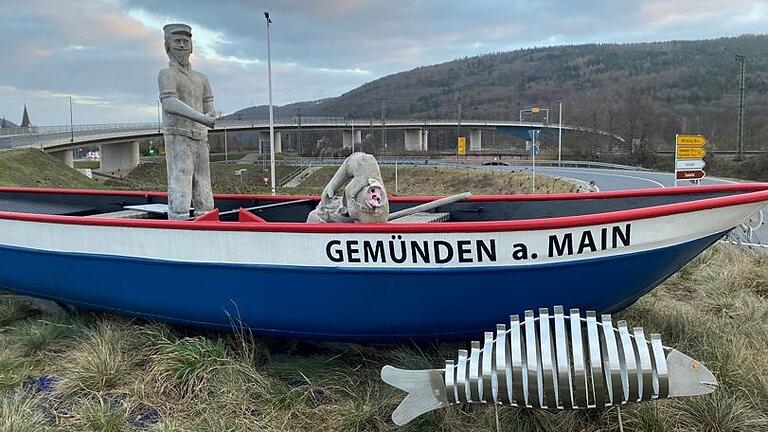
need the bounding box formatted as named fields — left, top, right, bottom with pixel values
left=0, top=149, right=102, bottom=189
left=105, top=161, right=304, bottom=194
left=0, top=244, right=766, bottom=431
left=107, top=161, right=583, bottom=196
left=296, top=165, right=584, bottom=196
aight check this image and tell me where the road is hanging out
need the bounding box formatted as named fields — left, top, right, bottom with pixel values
left=508, top=165, right=766, bottom=246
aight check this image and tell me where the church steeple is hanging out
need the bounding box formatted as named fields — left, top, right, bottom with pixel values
left=20, top=104, right=31, bottom=128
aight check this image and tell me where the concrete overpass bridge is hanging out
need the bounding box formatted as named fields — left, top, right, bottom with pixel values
left=0, top=117, right=625, bottom=176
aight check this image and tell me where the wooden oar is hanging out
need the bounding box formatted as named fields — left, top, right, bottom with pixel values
left=387, top=192, right=471, bottom=221
left=218, top=198, right=314, bottom=217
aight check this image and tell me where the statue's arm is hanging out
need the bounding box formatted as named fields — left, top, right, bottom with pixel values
left=158, top=69, right=215, bottom=128
left=321, top=155, right=353, bottom=203
left=202, top=76, right=215, bottom=115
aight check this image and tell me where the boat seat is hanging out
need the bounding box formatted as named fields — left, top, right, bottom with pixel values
left=0, top=198, right=96, bottom=216
left=86, top=203, right=173, bottom=219
left=390, top=212, right=450, bottom=223
left=85, top=209, right=153, bottom=219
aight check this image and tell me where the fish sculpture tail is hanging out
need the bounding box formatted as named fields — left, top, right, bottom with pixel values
left=380, top=366, right=449, bottom=425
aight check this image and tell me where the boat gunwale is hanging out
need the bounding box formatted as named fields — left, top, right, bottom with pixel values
left=0, top=183, right=767, bottom=234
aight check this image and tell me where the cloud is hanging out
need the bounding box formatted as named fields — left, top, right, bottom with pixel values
left=1, top=0, right=767, bottom=124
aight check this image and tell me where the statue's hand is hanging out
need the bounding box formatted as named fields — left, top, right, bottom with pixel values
left=202, top=112, right=216, bottom=129
left=320, top=185, right=335, bottom=206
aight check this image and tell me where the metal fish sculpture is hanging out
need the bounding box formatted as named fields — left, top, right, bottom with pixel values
left=381, top=306, right=717, bottom=426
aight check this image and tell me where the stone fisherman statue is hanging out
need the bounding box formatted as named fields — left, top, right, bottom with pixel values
left=158, top=23, right=216, bottom=220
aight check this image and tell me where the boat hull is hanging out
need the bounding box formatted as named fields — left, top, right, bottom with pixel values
left=1, top=184, right=767, bottom=340
left=0, top=230, right=724, bottom=340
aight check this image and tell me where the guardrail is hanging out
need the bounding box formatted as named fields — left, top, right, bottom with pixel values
left=214, top=155, right=650, bottom=172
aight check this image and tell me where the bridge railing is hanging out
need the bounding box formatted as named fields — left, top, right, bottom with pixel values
left=217, top=155, right=649, bottom=172
left=0, top=116, right=625, bottom=149
left=2, top=117, right=557, bottom=137
left=0, top=123, right=163, bottom=150
left=1, top=122, right=159, bottom=136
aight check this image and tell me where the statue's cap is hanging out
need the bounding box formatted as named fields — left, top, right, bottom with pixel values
left=163, top=23, right=192, bottom=37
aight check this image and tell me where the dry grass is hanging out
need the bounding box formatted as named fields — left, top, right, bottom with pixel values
left=56, top=321, right=141, bottom=395
left=300, top=165, right=586, bottom=196
left=0, top=391, right=49, bottom=432
left=106, top=161, right=585, bottom=197
left=104, top=161, right=302, bottom=195
left=1, top=244, right=766, bottom=431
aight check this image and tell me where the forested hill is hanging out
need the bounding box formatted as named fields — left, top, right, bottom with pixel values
left=230, top=35, right=768, bottom=150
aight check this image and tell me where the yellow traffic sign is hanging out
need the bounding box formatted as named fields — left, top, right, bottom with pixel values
left=457, top=137, right=466, bottom=156
left=531, top=107, right=540, bottom=113
left=677, top=147, right=706, bottom=159
left=676, top=134, right=707, bottom=147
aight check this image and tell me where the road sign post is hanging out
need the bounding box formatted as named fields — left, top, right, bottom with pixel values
left=529, top=129, right=540, bottom=194
left=674, top=134, right=707, bottom=186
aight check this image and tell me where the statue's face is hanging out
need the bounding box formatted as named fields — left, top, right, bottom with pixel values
left=166, top=33, right=192, bottom=66
left=366, top=185, right=383, bottom=208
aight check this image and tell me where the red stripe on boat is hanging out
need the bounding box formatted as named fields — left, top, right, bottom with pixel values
left=0, top=184, right=767, bottom=233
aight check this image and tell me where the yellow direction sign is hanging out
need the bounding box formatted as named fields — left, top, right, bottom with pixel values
left=676, top=134, right=707, bottom=147
left=531, top=107, right=540, bottom=113
left=677, top=147, right=706, bottom=159
left=457, top=137, right=467, bottom=156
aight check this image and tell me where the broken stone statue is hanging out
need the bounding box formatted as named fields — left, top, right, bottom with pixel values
left=307, top=152, right=389, bottom=223
left=158, top=23, right=216, bottom=220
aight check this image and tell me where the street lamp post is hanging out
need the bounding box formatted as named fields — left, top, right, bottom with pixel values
left=265, top=11, right=276, bottom=195
left=735, top=55, right=747, bottom=160
left=69, top=96, right=74, bottom=142
left=531, top=130, right=536, bottom=193
left=381, top=100, right=387, bottom=148
left=558, top=101, right=563, bottom=162
left=296, top=107, right=302, bottom=155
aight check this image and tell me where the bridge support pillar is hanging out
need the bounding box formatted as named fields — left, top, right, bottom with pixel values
left=259, top=131, right=282, bottom=154
left=404, top=128, right=425, bottom=151
left=100, top=141, right=139, bottom=176
left=342, top=129, right=362, bottom=149
left=470, top=129, right=482, bottom=151
left=51, top=149, right=74, bottom=168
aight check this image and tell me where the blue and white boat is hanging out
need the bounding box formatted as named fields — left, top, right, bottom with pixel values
left=0, top=184, right=765, bottom=340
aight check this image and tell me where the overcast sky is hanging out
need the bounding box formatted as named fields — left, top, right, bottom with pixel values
left=1, top=0, right=766, bottom=126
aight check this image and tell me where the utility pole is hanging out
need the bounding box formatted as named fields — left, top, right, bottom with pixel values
left=457, top=103, right=462, bottom=140
left=296, top=107, right=302, bottom=155
left=735, top=55, right=747, bottom=160
left=69, top=96, right=74, bottom=142
left=381, top=100, right=386, bottom=148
